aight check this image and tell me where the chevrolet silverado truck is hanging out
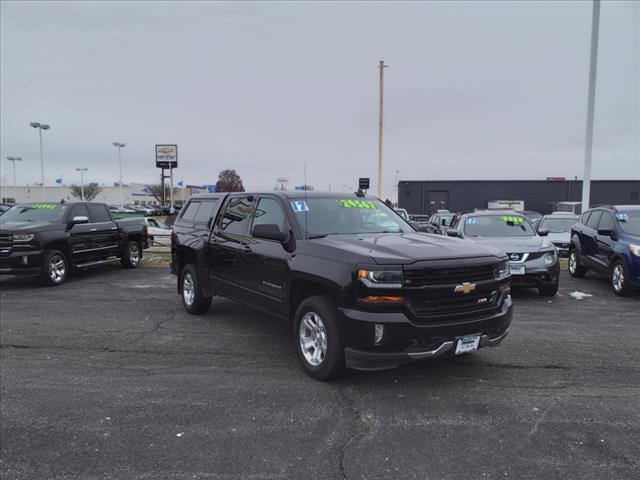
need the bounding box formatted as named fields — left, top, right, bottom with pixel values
left=0, top=201, right=149, bottom=286
left=171, top=192, right=513, bottom=380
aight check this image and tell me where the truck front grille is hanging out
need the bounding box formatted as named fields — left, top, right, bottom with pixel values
left=0, top=233, right=12, bottom=256
left=404, top=264, right=496, bottom=287
left=409, top=289, right=500, bottom=319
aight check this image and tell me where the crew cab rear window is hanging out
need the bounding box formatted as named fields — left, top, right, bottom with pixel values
left=193, top=200, right=219, bottom=224
left=87, top=204, right=111, bottom=223
left=180, top=201, right=200, bottom=221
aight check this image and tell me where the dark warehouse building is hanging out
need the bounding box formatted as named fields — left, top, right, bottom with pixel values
left=398, top=179, right=640, bottom=215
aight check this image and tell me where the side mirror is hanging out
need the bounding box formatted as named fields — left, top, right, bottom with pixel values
left=71, top=215, right=89, bottom=225
left=252, top=224, right=290, bottom=243
left=446, top=229, right=459, bottom=237
left=597, top=228, right=613, bottom=237
left=537, top=229, right=549, bottom=237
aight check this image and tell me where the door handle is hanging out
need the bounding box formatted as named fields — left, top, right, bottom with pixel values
left=241, top=245, right=252, bottom=253
left=90, top=228, right=97, bottom=232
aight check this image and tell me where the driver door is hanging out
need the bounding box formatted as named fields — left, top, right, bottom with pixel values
left=67, top=204, right=94, bottom=263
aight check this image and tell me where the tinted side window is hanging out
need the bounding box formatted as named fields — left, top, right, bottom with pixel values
left=70, top=204, right=90, bottom=219
left=581, top=212, right=591, bottom=225
left=87, top=204, right=111, bottom=223
left=252, top=197, right=287, bottom=233
left=193, top=200, right=219, bottom=224
left=598, top=212, right=614, bottom=230
left=180, top=201, right=200, bottom=222
left=586, top=211, right=601, bottom=229
left=219, top=196, right=254, bottom=236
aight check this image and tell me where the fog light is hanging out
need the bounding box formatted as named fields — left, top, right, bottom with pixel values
left=374, top=324, right=385, bottom=345
left=21, top=256, right=28, bottom=265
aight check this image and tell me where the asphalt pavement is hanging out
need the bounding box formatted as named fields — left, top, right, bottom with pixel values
left=1, top=265, right=639, bottom=480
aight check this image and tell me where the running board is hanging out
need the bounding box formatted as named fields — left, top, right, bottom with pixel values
left=75, top=257, right=120, bottom=269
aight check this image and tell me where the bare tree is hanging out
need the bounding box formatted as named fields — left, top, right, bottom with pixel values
left=145, top=184, right=177, bottom=203
left=70, top=183, right=102, bottom=201
left=215, top=169, right=245, bottom=193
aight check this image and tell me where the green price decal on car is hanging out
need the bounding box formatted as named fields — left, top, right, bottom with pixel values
left=336, top=199, right=376, bottom=209
left=500, top=215, right=525, bottom=224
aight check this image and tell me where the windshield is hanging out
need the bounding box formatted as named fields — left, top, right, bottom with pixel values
left=463, top=214, right=535, bottom=237
left=539, top=217, right=578, bottom=232
left=617, top=211, right=640, bottom=236
left=291, top=197, right=415, bottom=237
left=0, top=203, right=67, bottom=223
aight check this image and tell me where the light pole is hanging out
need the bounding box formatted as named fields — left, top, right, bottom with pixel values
left=30, top=122, right=50, bottom=201
left=112, top=142, right=126, bottom=206
left=6, top=156, right=22, bottom=203
left=377, top=60, right=388, bottom=199
left=76, top=168, right=88, bottom=201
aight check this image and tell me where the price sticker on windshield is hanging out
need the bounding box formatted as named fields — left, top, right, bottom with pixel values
left=31, top=203, right=57, bottom=210
left=290, top=201, right=309, bottom=212
left=336, top=199, right=376, bottom=209
left=616, top=213, right=629, bottom=221
left=500, top=215, right=525, bottom=224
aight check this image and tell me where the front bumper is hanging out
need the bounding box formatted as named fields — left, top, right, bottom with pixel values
left=340, top=296, right=513, bottom=371
left=509, top=259, right=560, bottom=288
left=0, top=250, right=44, bottom=275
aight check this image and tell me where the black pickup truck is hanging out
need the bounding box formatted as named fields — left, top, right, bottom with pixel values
left=171, top=192, right=513, bottom=380
left=0, top=201, right=149, bottom=285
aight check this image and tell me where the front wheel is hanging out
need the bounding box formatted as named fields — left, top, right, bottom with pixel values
left=568, top=249, right=587, bottom=278
left=611, top=260, right=633, bottom=297
left=539, top=276, right=559, bottom=297
left=121, top=241, right=141, bottom=269
left=41, top=249, right=68, bottom=286
left=293, top=295, right=345, bottom=381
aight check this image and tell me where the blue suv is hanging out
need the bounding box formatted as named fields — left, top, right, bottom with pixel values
left=569, top=205, right=640, bottom=296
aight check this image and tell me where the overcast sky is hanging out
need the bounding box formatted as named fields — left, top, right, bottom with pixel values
left=1, top=0, right=638, bottom=198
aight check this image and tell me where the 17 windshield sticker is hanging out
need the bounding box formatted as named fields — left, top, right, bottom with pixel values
left=336, top=199, right=376, bottom=209
left=616, top=213, right=629, bottom=221
left=465, top=217, right=477, bottom=224
left=290, top=201, right=309, bottom=212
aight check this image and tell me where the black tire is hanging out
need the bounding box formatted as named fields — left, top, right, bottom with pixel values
left=293, top=295, right=345, bottom=381
left=539, top=276, right=559, bottom=297
left=568, top=249, right=587, bottom=278
left=611, top=259, right=633, bottom=297
left=41, top=249, right=68, bottom=286
left=121, top=240, right=141, bottom=269
left=180, top=263, right=212, bottom=314
left=148, top=235, right=155, bottom=246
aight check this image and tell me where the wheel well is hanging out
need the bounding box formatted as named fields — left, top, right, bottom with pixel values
left=44, top=241, right=71, bottom=261
left=176, top=247, right=197, bottom=273
left=288, top=279, right=334, bottom=322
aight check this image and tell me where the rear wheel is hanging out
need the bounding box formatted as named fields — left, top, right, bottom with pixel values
left=293, top=295, right=345, bottom=380
left=611, top=260, right=633, bottom=297
left=568, top=249, right=587, bottom=278
left=181, top=263, right=211, bottom=314
left=121, top=241, right=141, bottom=269
left=41, top=249, right=68, bottom=286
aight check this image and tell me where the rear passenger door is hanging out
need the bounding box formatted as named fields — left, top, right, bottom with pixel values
left=86, top=204, right=119, bottom=258
left=595, top=212, right=616, bottom=270
left=208, top=195, right=256, bottom=297
left=581, top=211, right=601, bottom=266
left=239, top=195, right=291, bottom=315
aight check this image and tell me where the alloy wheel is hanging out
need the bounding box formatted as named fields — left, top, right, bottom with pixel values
left=49, top=254, right=66, bottom=283
left=183, top=272, right=195, bottom=306
left=612, top=264, right=624, bottom=292
left=299, top=312, right=328, bottom=366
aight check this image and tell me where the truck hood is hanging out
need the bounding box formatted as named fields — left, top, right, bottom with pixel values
left=312, top=233, right=504, bottom=265
left=467, top=235, right=552, bottom=253
left=0, top=221, right=63, bottom=233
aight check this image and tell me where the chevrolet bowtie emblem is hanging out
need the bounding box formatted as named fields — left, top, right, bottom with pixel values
left=454, top=282, right=477, bottom=294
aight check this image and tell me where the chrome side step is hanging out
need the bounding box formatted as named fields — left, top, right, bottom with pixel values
left=74, top=257, right=120, bottom=269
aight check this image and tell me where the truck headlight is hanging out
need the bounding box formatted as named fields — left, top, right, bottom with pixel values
left=630, top=244, right=640, bottom=257
left=358, top=269, right=403, bottom=288
left=13, top=233, right=35, bottom=242
left=495, top=259, right=510, bottom=280
left=543, top=252, right=556, bottom=266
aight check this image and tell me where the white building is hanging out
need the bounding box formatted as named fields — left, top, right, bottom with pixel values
left=0, top=182, right=207, bottom=205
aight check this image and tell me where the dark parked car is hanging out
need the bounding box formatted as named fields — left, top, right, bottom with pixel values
left=171, top=192, right=513, bottom=380
left=569, top=205, right=640, bottom=296
left=0, top=202, right=149, bottom=285
left=447, top=210, right=559, bottom=296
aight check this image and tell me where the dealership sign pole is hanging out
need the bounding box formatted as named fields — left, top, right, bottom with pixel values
left=155, top=144, right=178, bottom=210
left=581, top=0, right=600, bottom=211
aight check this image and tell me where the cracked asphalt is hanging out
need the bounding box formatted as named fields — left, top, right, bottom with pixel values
left=1, top=265, right=639, bottom=480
